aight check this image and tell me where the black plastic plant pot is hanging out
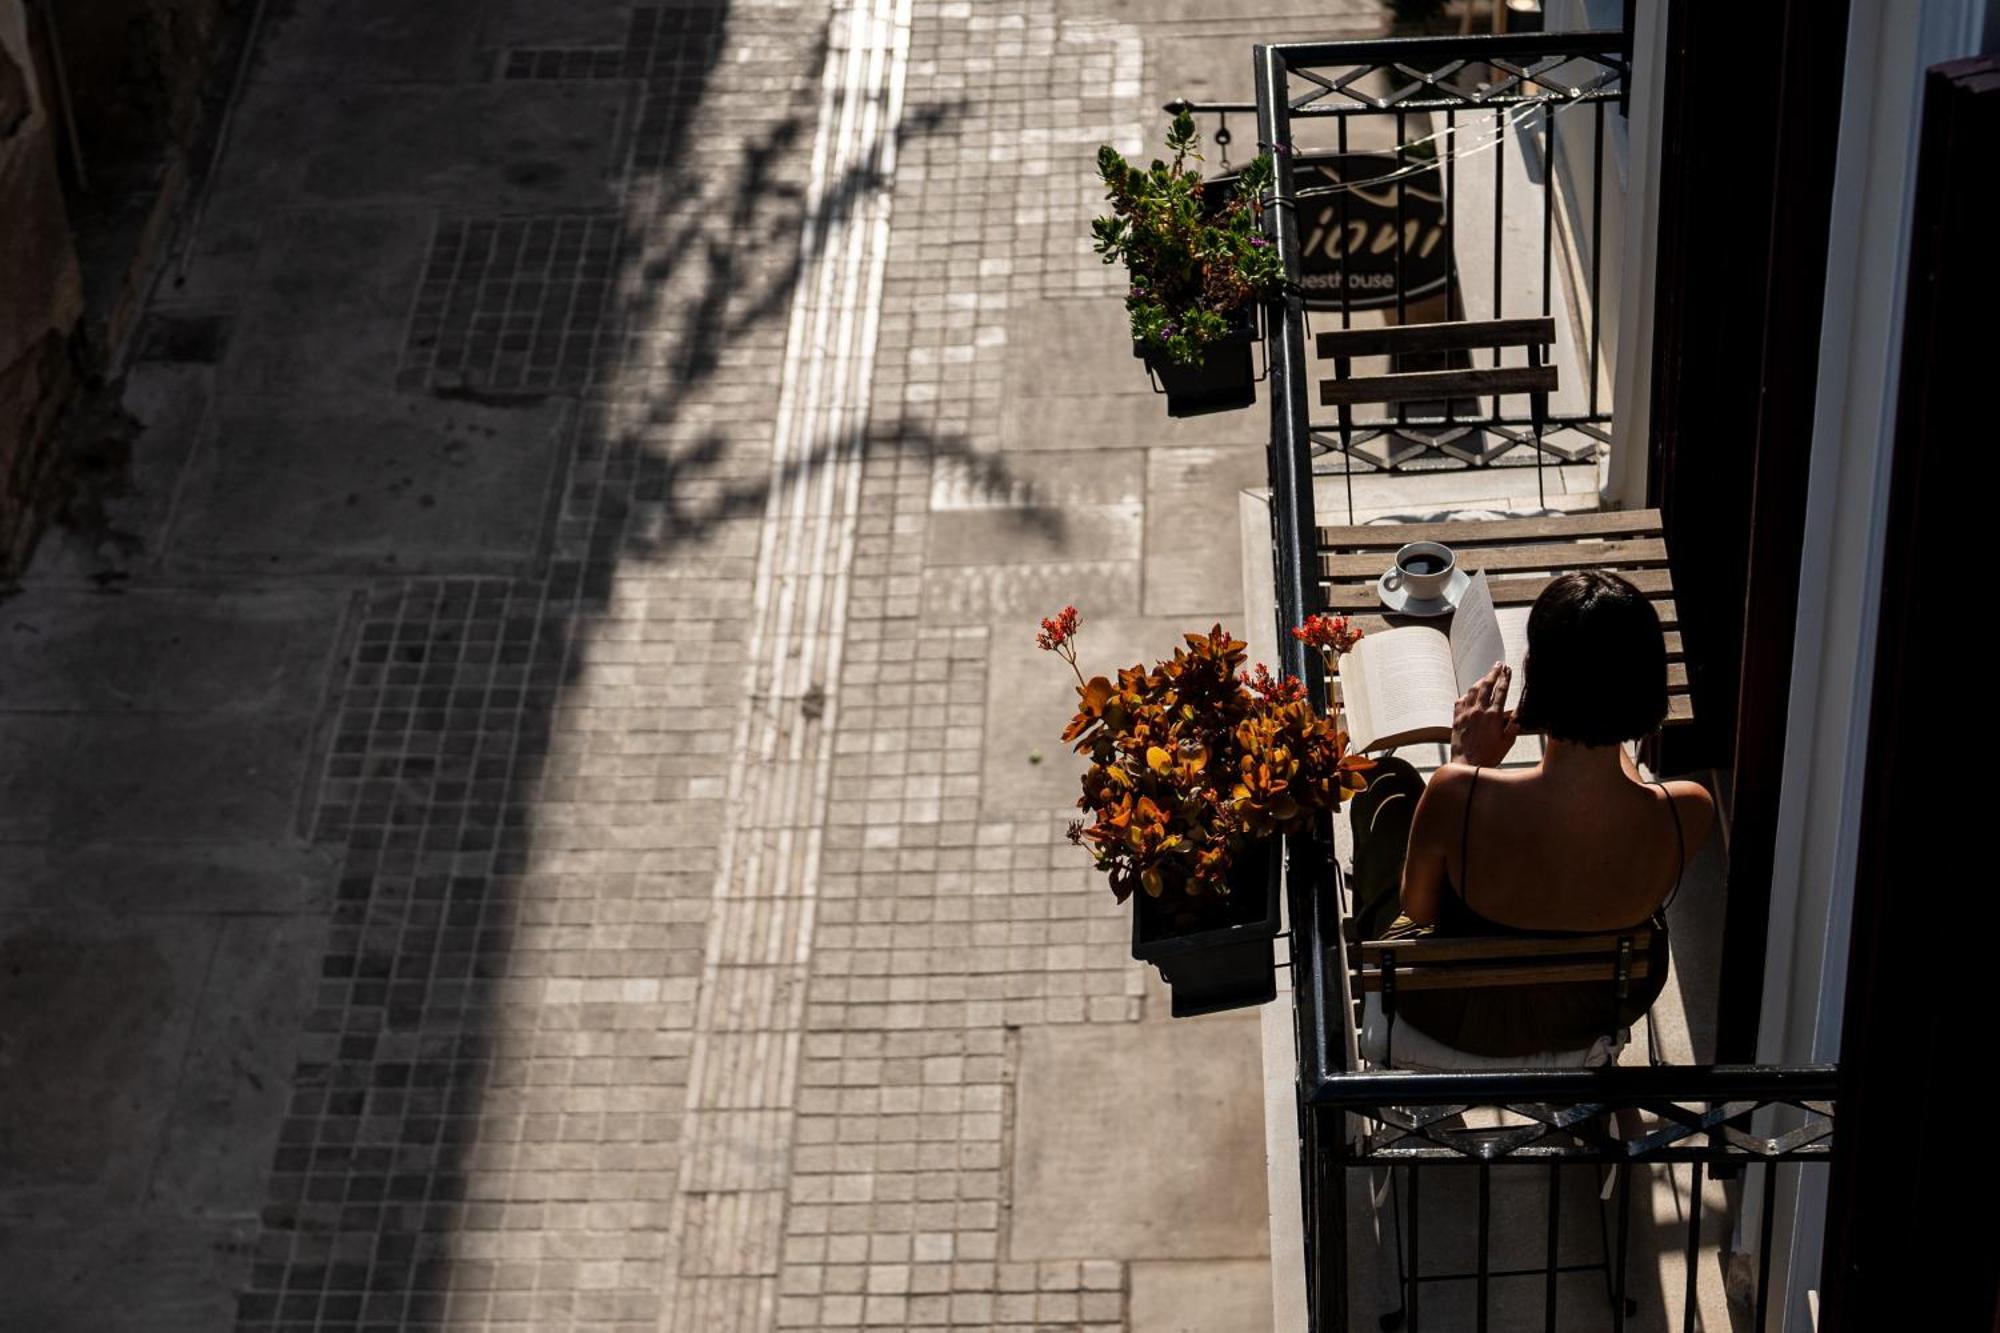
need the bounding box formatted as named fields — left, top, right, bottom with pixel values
left=1135, top=309, right=1258, bottom=418
left=1129, top=837, right=1282, bottom=1018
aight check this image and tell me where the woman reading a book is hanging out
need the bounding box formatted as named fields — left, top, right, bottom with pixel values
left=1347, top=570, right=1715, bottom=1059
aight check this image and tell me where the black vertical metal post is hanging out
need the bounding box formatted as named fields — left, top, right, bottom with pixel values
left=1444, top=107, right=1458, bottom=322
left=1257, top=45, right=1336, bottom=1331
left=1476, top=1164, right=1492, bottom=1332
left=1756, top=1163, right=1778, bottom=1332
left=1313, top=1109, right=1348, bottom=1333
left=1621, top=0, right=1637, bottom=115
left=1544, top=1165, right=1561, bottom=1332
left=1409, top=1165, right=1422, bottom=1331
left=1613, top=1165, right=1631, bottom=1333
left=1337, top=114, right=1352, bottom=330
left=1537, top=98, right=1556, bottom=502
left=1395, top=109, right=1408, bottom=329
left=1541, top=103, right=1555, bottom=318
left=1395, top=108, right=1409, bottom=436
left=1491, top=106, right=1505, bottom=324
left=1491, top=104, right=1506, bottom=431
left=1255, top=43, right=1320, bottom=693
left=1682, top=1162, right=1704, bottom=1333
left=1588, top=101, right=1606, bottom=416
left=1336, top=112, right=1355, bottom=521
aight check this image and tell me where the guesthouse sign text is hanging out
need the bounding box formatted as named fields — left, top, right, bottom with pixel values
left=1216, top=152, right=1451, bottom=311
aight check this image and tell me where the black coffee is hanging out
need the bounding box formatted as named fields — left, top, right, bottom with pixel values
left=1400, top=555, right=1447, bottom=575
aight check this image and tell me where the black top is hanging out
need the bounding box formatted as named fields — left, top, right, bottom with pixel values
left=1394, top=768, right=1680, bottom=1057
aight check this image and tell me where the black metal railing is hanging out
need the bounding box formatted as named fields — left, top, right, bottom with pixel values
left=1253, top=31, right=1840, bottom=1332
left=1200, top=31, right=1632, bottom=523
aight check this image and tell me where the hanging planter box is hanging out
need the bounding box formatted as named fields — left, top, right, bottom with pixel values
left=1134, top=306, right=1259, bottom=418
left=1130, top=836, right=1282, bottom=1017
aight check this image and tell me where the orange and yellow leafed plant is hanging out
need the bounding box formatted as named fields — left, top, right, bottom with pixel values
left=1039, top=609, right=1372, bottom=909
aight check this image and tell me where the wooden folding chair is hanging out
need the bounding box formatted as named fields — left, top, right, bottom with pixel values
left=1352, top=926, right=1659, bottom=1330
left=1317, top=316, right=1559, bottom=523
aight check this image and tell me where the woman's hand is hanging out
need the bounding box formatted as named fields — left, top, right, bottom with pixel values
left=1451, top=662, right=1518, bottom=768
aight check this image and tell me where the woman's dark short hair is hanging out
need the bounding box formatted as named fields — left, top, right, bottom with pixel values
left=1511, top=570, right=1667, bottom=746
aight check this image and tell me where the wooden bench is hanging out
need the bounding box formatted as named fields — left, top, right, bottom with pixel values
left=1316, top=316, right=1560, bottom=520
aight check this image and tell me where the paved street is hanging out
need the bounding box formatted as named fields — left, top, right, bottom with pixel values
left=0, top=1, right=1395, bottom=1329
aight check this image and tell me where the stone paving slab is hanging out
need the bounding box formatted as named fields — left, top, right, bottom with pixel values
left=252, top=0, right=499, bottom=87
left=922, top=500, right=1142, bottom=569
left=208, top=84, right=629, bottom=218
left=1001, top=389, right=1261, bottom=456
left=0, top=1211, right=258, bottom=1332
left=296, top=86, right=629, bottom=209
left=1008, top=1019, right=1269, bottom=1261
left=1003, top=298, right=1151, bottom=404
left=0, top=715, right=67, bottom=839
left=55, top=711, right=319, bottom=843
left=217, top=211, right=435, bottom=401
left=1143, top=444, right=1270, bottom=616
left=931, top=446, right=1146, bottom=513
left=0, top=840, right=338, bottom=918
left=0, top=915, right=218, bottom=1202
left=0, top=710, right=321, bottom=845
left=0, top=586, right=343, bottom=712
left=487, top=0, right=644, bottom=50
left=169, top=403, right=569, bottom=574
left=141, top=913, right=332, bottom=1216
left=1128, top=1258, right=1275, bottom=1333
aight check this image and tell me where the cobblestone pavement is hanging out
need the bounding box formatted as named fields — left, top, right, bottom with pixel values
left=1, top=1, right=1385, bottom=1330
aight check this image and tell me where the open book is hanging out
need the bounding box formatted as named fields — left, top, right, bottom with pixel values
left=1337, top=571, right=1530, bottom=753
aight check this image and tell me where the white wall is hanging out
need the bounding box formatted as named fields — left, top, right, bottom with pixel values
left=1539, top=0, right=1669, bottom=510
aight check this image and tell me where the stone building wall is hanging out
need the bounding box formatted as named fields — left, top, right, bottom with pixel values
left=58, top=0, right=232, bottom=165
left=0, top=0, right=234, bottom=576
left=0, top=0, right=84, bottom=575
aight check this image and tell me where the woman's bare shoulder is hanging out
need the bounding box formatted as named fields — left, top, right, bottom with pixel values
left=1408, top=762, right=1472, bottom=838
left=1427, top=761, right=1479, bottom=789
left=1656, top=778, right=1717, bottom=847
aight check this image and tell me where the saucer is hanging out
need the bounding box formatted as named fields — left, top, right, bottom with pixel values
left=1376, top=566, right=1471, bottom=617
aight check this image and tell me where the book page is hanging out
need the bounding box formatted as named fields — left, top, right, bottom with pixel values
left=1448, top=571, right=1524, bottom=709
left=1337, top=626, right=1458, bottom=752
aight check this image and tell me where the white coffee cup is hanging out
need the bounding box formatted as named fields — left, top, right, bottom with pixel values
left=1384, top=540, right=1455, bottom=602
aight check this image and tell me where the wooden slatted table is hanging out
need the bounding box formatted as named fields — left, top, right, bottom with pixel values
left=1318, top=508, right=1692, bottom=726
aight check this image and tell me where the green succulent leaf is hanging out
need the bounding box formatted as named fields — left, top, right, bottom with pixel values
left=1088, top=112, right=1285, bottom=368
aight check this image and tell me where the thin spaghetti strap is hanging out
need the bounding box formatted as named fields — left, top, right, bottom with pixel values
left=1653, top=780, right=1686, bottom=910
left=1458, top=767, right=1481, bottom=905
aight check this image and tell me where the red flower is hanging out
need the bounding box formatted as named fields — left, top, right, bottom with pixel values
left=1037, top=605, right=1081, bottom=652
left=1293, top=613, right=1363, bottom=655
left=1038, top=606, right=1086, bottom=686
left=1240, top=662, right=1307, bottom=704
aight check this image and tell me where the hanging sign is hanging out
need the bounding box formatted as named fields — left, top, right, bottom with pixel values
left=1293, top=152, right=1450, bottom=309
left=1214, top=152, right=1451, bottom=310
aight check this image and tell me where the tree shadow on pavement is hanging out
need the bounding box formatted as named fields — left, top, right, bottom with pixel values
left=234, top=7, right=1051, bottom=1330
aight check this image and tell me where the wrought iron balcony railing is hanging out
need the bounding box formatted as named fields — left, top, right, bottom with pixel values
left=1186, top=30, right=1633, bottom=524
left=1251, top=29, right=1840, bottom=1332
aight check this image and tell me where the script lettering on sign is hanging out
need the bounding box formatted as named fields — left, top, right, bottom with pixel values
left=1214, top=152, right=1453, bottom=311
left=1296, top=153, right=1450, bottom=309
